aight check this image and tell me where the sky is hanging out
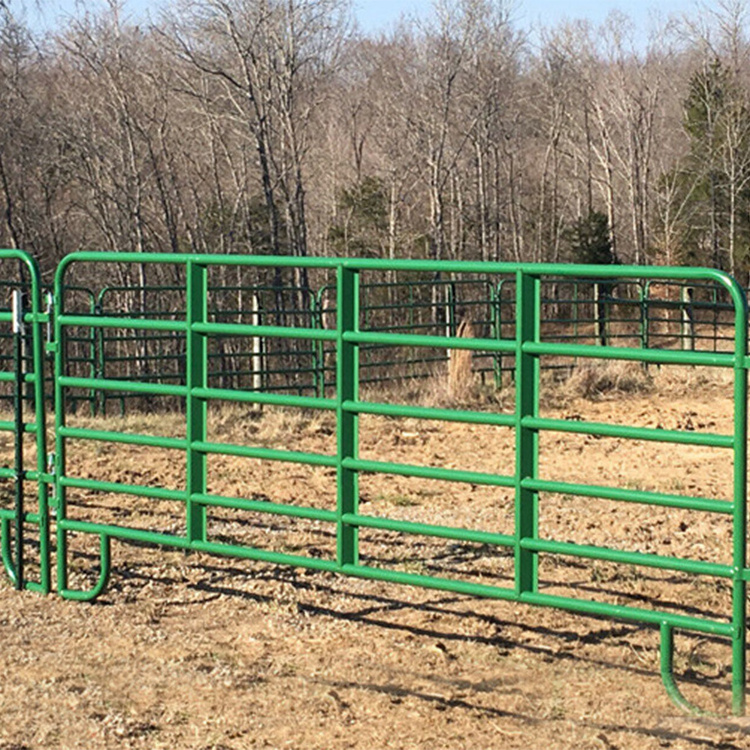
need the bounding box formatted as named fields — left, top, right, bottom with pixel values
left=26, top=0, right=704, bottom=43
left=354, top=0, right=698, bottom=48
left=357, top=0, right=694, bottom=34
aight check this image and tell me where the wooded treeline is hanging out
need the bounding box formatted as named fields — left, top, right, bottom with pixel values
left=3, top=0, right=750, bottom=282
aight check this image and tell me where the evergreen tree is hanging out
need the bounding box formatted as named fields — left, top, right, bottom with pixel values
left=567, top=210, right=616, bottom=265
left=659, top=58, right=750, bottom=274
left=328, top=176, right=389, bottom=257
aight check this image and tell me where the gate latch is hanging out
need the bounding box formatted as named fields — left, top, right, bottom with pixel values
left=11, top=289, right=24, bottom=336
left=46, top=453, right=57, bottom=507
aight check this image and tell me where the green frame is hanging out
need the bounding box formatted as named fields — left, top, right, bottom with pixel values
left=1, top=249, right=748, bottom=715
left=0, top=250, right=51, bottom=594
left=48, top=275, right=744, bottom=409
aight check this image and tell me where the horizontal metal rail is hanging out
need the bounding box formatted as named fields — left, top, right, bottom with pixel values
left=45, top=268, right=741, bottom=409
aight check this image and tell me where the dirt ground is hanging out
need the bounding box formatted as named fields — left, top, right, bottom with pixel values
left=2, top=364, right=750, bottom=749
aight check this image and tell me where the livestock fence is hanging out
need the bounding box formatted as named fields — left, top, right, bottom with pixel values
left=0, top=271, right=740, bottom=414
left=0, top=249, right=747, bottom=716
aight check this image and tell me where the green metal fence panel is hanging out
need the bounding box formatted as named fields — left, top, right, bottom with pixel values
left=94, top=281, right=322, bottom=410
left=315, top=276, right=499, bottom=394
left=40, top=252, right=749, bottom=716
left=0, top=250, right=51, bottom=594
left=0, top=282, right=97, bottom=413
left=50, top=274, right=749, bottom=410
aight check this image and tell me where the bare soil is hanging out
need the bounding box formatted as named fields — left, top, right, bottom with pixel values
left=1, top=366, right=750, bottom=749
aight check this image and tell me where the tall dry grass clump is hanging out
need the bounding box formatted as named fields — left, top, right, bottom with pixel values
left=560, top=360, right=653, bottom=400
left=448, top=317, right=475, bottom=399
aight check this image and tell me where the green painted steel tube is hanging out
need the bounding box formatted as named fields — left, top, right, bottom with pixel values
left=338, top=562, right=516, bottom=600
left=341, top=512, right=514, bottom=547
left=57, top=314, right=187, bottom=332
left=192, top=440, right=337, bottom=468
left=492, top=279, right=506, bottom=388
left=522, top=591, right=732, bottom=637
left=13, top=295, right=24, bottom=590
left=0, top=421, right=38, bottom=433
left=60, top=518, right=187, bottom=548
left=192, top=321, right=337, bottom=342
left=193, top=492, right=337, bottom=523
left=345, top=330, right=515, bottom=353
left=729, top=281, right=748, bottom=715
left=343, top=399, right=515, bottom=427
left=343, top=457, right=515, bottom=488
left=0, top=469, right=51, bottom=485
left=53, top=253, right=749, bottom=293
left=0, top=509, right=40, bottom=526
left=0, top=509, right=42, bottom=524
left=524, top=478, right=731, bottom=514
left=59, top=476, right=186, bottom=503
left=64, top=259, right=746, bottom=411
left=311, top=287, right=325, bottom=398
left=660, top=624, right=705, bottom=715
left=58, top=426, right=187, bottom=451
left=186, top=260, right=208, bottom=544
left=522, top=537, right=732, bottom=578
left=59, top=534, right=111, bottom=602
left=193, top=386, right=335, bottom=411
left=524, top=416, right=734, bottom=448
left=0, top=371, right=39, bottom=383
left=31, top=266, right=52, bottom=592
left=192, top=539, right=339, bottom=572
left=523, top=341, right=734, bottom=367
left=336, top=267, right=360, bottom=567
left=0, top=518, right=17, bottom=586
left=515, top=272, right=540, bottom=597
left=59, top=375, right=189, bottom=397
left=54, top=257, right=73, bottom=594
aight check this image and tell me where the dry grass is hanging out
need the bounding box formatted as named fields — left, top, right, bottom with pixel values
left=559, top=360, right=654, bottom=400
left=448, top=317, right=475, bottom=399
left=649, top=363, right=735, bottom=398
left=0, top=362, right=746, bottom=748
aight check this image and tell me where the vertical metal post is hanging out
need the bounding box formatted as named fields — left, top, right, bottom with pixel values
left=186, top=260, right=208, bottom=544
left=11, top=290, right=24, bottom=590
left=94, top=297, right=105, bottom=415
left=311, top=291, right=322, bottom=399
left=731, top=285, right=748, bottom=715
left=681, top=286, right=695, bottom=351
left=492, top=281, right=503, bottom=390
left=713, top=287, right=719, bottom=353
left=19, top=292, right=33, bottom=407
left=87, top=294, right=98, bottom=415
left=337, top=265, right=359, bottom=567
left=515, top=271, right=540, bottom=596
left=447, top=281, right=456, bottom=337
left=54, top=271, right=69, bottom=593
left=639, top=282, right=649, bottom=351
left=44, top=292, right=54, bottom=411
left=595, top=282, right=607, bottom=347
left=251, top=293, right=263, bottom=397
left=31, top=279, right=49, bottom=594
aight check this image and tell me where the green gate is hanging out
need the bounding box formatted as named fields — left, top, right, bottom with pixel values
left=0, top=250, right=51, bottom=594
left=1, top=249, right=749, bottom=715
